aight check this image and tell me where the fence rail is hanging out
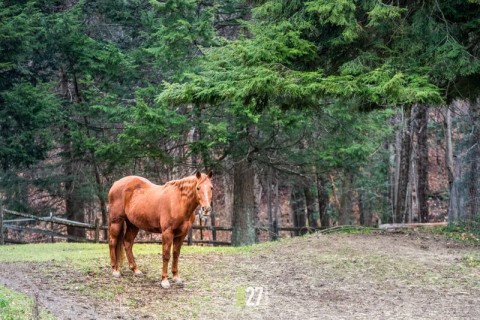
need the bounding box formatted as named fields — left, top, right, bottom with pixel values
left=0, top=207, right=328, bottom=246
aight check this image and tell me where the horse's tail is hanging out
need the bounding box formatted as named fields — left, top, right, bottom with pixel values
left=115, top=221, right=126, bottom=267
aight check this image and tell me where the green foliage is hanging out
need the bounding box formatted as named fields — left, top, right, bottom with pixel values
left=305, top=0, right=361, bottom=44
left=157, top=0, right=446, bottom=179
left=0, top=2, right=57, bottom=171
left=317, top=104, right=394, bottom=169
left=145, top=0, right=217, bottom=76
left=366, top=2, right=406, bottom=28
left=154, top=0, right=480, bottom=231
left=0, top=1, right=43, bottom=78
left=320, top=225, right=376, bottom=235
left=461, top=253, right=480, bottom=268
left=0, top=82, right=59, bottom=170
left=438, top=221, right=480, bottom=245
left=119, top=95, right=188, bottom=162
left=0, top=285, right=54, bottom=320
left=0, top=0, right=479, bottom=226
left=159, top=0, right=449, bottom=109
left=353, top=136, right=392, bottom=223
left=306, top=0, right=356, bottom=27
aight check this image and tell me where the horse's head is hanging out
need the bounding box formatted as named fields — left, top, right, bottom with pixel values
left=195, top=170, right=213, bottom=216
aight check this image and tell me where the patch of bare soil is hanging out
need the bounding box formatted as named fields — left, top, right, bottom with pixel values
left=0, top=262, right=133, bottom=319
left=1, top=232, right=480, bottom=320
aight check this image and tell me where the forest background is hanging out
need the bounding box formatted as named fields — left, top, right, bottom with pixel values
left=1, top=0, right=479, bottom=245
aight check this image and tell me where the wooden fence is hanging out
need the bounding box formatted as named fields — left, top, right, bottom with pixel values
left=0, top=207, right=105, bottom=244
left=0, top=207, right=322, bottom=246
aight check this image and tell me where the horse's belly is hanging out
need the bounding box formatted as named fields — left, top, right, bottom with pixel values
left=143, top=226, right=161, bottom=233
left=125, top=204, right=161, bottom=233
left=127, top=215, right=161, bottom=233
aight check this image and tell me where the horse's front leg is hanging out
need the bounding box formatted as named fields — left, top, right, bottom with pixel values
left=172, top=235, right=186, bottom=285
left=161, top=228, right=174, bottom=289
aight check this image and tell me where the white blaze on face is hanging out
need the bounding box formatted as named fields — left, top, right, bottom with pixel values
left=203, top=184, right=210, bottom=209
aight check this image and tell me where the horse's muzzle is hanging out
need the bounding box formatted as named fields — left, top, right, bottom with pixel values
left=200, top=206, right=211, bottom=217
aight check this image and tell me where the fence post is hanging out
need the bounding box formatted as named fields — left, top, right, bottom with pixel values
left=187, top=227, right=193, bottom=246
left=272, top=218, right=278, bottom=241
left=211, top=205, right=217, bottom=245
left=50, top=212, right=54, bottom=243
left=0, top=206, right=4, bottom=245
left=95, top=217, right=100, bottom=243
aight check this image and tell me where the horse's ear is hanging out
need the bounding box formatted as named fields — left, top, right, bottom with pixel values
left=196, top=170, right=202, bottom=179
left=207, top=170, right=213, bottom=178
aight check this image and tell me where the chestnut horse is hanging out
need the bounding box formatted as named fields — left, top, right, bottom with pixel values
left=108, top=171, right=213, bottom=288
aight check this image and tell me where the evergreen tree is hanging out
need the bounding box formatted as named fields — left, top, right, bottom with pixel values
left=157, top=0, right=452, bottom=242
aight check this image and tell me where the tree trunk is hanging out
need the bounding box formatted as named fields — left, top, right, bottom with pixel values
left=266, top=168, right=274, bottom=239
left=394, top=106, right=413, bottom=223
left=187, top=104, right=200, bottom=240
left=92, top=154, right=108, bottom=239
left=467, top=102, right=480, bottom=222
left=304, top=183, right=319, bottom=228
left=358, top=191, right=366, bottom=226
left=291, top=185, right=306, bottom=236
left=254, top=173, right=262, bottom=242
left=415, top=106, right=429, bottom=222
left=231, top=158, right=256, bottom=246
left=273, top=178, right=279, bottom=240
left=316, top=174, right=329, bottom=227
left=223, top=169, right=234, bottom=225
left=329, top=174, right=341, bottom=225
left=83, top=116, right=108, bottom=239
left=60, top=68, right=85, bottom=239
left=339, top=172, right=353, bottom=225
left=391, top=117, right=402, bottom=222
left=467, top=152, right=479, bottom=222
left=64, top=140, right=86, bottom=239
left=445, top=106, right=459, bottom=222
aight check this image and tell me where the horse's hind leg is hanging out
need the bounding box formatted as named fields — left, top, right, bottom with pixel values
left=109, top=221, right=123, bottom=277
left=124, top=221, right=142, bottom=276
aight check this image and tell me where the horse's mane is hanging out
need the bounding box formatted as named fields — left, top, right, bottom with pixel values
left=164, top=175, right=199, bottom=199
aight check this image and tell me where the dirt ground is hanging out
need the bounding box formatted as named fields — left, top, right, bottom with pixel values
left=1, top=232, right=479, bottom=320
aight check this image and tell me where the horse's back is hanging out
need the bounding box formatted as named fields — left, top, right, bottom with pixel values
left=111, top=175, right=155, bottom=188
left=109, top=175, right=153, bottom=198
left=108, top=176, right=156, bottom=214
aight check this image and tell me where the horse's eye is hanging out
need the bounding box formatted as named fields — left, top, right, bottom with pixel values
left=211, top=186, right=213, bottom=190
left=196, top=187, right=200, bottom=190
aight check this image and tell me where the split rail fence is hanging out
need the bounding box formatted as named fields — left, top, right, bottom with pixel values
left=0, top=206, right=324, bottom=246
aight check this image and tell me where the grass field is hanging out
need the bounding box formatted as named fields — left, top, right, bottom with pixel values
left=0, top=230, right=479, bottom=319
left=0, top=285, right=55, bottom=320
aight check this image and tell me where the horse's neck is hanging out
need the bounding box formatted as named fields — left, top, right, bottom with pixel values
left=166, top=177, right=198, bottom=214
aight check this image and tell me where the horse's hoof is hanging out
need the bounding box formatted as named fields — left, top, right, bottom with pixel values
left=173, top=277, right=182, bottom=285
left=112, top=270, right=121, bottom=278
left=134, top=270, right=144, bottom=277
left=161, top=279, right=170, bottom=289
